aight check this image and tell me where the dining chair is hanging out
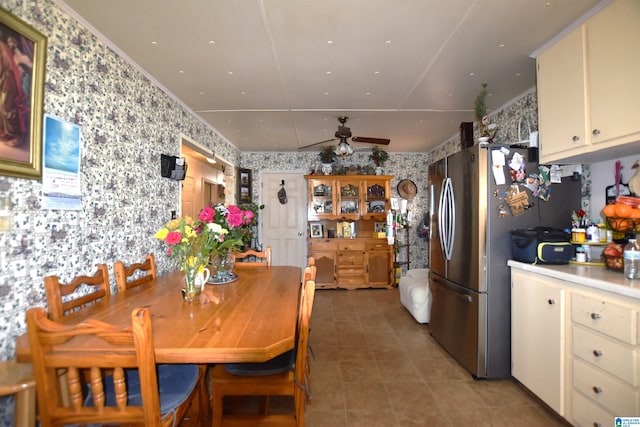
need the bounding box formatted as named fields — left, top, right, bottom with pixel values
left=115, top=253, right=157, bottom=293
left=0, top=360, right=36, bottom=427
left=44, top=264, right=111, bottom=320
left=210, top=279, right=316, bottom=427
left=26, top=306, right=206, bottom=427
left=234, top=246, right=271, bottom=268
left=304, top=256, right=316, bottom=281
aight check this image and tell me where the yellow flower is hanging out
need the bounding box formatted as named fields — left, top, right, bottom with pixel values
left=155, top=228, right=169, bottom=239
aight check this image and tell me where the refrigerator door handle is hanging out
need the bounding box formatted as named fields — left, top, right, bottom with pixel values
left=429, top=184, right=435, bottom=240
left=437, top=180, right=447, bottom=258
left=442, top=177, right=455, bottom=261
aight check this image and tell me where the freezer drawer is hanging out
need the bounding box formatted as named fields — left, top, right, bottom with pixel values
left=429, top=272, right=483, bottom=377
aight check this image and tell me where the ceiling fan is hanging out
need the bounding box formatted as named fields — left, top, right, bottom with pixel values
left=298, top=116, right=390, bottom=155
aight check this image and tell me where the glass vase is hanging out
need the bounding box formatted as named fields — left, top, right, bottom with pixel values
left=182, top=265, right=209, bottom=302
left=210, top=251, right=236, bottom=282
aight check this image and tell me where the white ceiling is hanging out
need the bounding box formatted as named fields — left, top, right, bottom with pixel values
left=57, top=0, right=604, bottom=153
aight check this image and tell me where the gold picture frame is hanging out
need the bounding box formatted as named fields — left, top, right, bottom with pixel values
left=0, top=8, right=47, bottom=179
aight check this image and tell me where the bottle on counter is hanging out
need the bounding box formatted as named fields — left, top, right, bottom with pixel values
left=623, top=239, right=640, bottom=280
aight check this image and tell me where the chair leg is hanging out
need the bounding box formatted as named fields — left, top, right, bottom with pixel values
left=197, top=365, right=209, bottom=422
left=212, top=388, right=224, bottom=427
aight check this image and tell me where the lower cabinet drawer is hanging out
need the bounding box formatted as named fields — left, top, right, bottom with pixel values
left=337, top=274, right=366, bottom=287
left=572, top=390, right=616, bottom=427
left=573, top=358, right=640, bottom=416
left=572, top=292, right=637, bottom=345
left=573, top=325, right=639, bottom=385
left=338, top=252, right=365, bottom=265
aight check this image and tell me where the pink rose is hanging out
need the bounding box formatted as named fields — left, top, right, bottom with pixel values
left=227, top=212, right=244, bottom=227
left=199, top=206, right=215, bottom=222
left=165, top=231, right=182, bottom=245
left=243, top=210, right=254, bottom=224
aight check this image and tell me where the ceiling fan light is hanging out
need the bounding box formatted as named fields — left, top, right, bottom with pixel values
left=335, top=141, right=352, bottom=157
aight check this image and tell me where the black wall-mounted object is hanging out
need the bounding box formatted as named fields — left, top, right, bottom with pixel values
left=161, top=154, right=187, bottom=180
left=460, top=122, right=474, bottom=149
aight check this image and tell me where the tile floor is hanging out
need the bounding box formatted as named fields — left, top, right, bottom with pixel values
left=302, top=288, right=569, bottom=427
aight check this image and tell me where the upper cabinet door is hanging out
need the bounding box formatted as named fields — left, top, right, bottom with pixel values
left=307, top=178, right=336, bottom=220
left=536, top=27, right=588, bottom=163
left=336, top=179, right=363, bottom=221
left=586, top=0, right=640, bottom=149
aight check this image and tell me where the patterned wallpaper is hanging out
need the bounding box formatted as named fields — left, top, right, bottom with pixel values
left=0, top=0, right=589, bottom=423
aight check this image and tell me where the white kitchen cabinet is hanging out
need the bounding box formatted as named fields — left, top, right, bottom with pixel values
left=536, top=0, right=640, bottom=164
left=509, top=263, right=640, bottom=425
left=511, top=269, right=566, bottom=415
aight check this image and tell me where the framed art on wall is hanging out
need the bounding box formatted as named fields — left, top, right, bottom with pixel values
left=0, top=8, right=47, bottom=179
left=237, top=168, right=252, bottom=203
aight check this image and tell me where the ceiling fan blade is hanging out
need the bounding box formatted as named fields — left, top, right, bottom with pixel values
left=351, top=136, right=390, bottom=145
left=298, top=138, right=337, bottom=150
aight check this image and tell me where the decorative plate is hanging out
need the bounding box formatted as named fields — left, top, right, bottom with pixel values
left=207, top=273, right=239, bottom=285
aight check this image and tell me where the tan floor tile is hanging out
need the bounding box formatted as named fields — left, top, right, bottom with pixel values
left=427, top=380, right=487, bottom=409
left=305, top=408, right=348, bottom=427
left=308, top=381, right=345, bottom=411
left=340, top=360, right=383, bottom=383
left=377, top=357, right=423, bottom=383
left=488, top=406, right=569, bottom=426
left=413, top=357, right=471, bottom=382
left=346, top=410, right=397, bottom=427
left=343, top=382, right=391, bottom=413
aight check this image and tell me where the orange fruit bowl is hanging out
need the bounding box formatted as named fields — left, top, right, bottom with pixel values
left=606, top=217, right=640, bottom=232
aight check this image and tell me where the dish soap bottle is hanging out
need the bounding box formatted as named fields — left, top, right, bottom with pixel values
left=623, top=239, right=640, bottom=280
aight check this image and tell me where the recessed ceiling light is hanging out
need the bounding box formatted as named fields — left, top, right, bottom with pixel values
left=199, top=92, right=204, bottom=95
left=448, top=93, right=453, bottom=96
left=374, top=71, right=380, bottom=75
left=241, top=91, right=246, bottom=95
left=327, top=40, right=333, bottom=45
left=228, top=71, right=233, bottom=75
left=365, top=92, right=371, bottom=96
left=209, top=40, right=215, bottom=45
left=324, top=92, right=329, bottom=95
left=544, top=2, right=551, bottom=7
left=326, top=71, right=332, bottom=75
left=499, top=44, right=505, bottom=48
left=151, top=41, right=158, bottom=45
left=469, top=72, right=475, bottom=76
left=515, top=72, right=521, bottom=77
left=385, top=40, right=391, bottom=45
left=179, top=70, right=184, bottom=74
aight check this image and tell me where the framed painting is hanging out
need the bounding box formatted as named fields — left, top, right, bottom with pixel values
left=0, top=8, right=47, bottom=179
left=237, top=168, right=251, bottom=203
left=310, top=222, right=324, bottom=239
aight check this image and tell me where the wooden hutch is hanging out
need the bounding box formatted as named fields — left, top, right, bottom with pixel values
left=305, top=175, right=394, bottom=289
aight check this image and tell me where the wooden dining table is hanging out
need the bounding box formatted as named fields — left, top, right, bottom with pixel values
left=17, top=266, right=302, bottom=364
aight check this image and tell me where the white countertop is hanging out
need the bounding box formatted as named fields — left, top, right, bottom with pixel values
left=508, top=260, right=640, bottom=300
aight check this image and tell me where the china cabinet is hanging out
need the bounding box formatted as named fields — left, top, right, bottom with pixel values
left=305, top=175, right=394, bottom=289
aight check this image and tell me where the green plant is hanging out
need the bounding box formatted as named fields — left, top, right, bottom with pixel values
left=474, top=83, right=498, bottom=140
left=319, top=146, right=336, bottom=163
left=369, top=146, right=389, bottom=167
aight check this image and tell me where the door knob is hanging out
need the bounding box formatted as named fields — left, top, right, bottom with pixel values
left=298, top=232, right=303, bottom=236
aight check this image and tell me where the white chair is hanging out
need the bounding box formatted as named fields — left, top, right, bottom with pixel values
left=399, top=268, right=431, bottom=323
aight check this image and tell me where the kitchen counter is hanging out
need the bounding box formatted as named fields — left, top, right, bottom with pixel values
left=508, top=260, right=640, bottom=300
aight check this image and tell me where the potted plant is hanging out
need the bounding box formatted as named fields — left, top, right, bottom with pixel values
left=369, top=146, right=389, bottom=175
left=474, top=83, right=498, bottom=144
left=319, top=146, right=336, bottom=175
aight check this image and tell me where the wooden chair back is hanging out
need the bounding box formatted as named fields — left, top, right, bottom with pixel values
left=26, top=307, right=200, bottom=427
left=304, top=257, right=316, bottom=282
left=44, top=264, right=110, bottom=320
left=210, top=279, right=315, bottom=427
left=114, top=253, right=157, bottom=293
left=234, top=246, right=271, bottom=268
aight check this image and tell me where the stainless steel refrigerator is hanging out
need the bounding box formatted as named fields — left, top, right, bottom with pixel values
left=428, top=144, right=580, bottom=379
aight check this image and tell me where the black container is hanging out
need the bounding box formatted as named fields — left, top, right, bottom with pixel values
left=511, top=227, right=572, bottom=264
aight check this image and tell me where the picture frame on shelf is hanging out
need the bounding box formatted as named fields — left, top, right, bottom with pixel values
left=237, top=168, right=252, bottom=203
left=374, top=222, right=386, bottom=233
left=0, top=8, right=47, bottom=179
left=310, top=222, right=324, bottom=239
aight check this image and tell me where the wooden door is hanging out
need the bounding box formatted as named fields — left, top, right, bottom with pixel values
left=261, top=172, right=307, bottom=269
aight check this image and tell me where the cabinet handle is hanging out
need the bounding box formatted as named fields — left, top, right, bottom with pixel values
left=547, top=299, right=555, bottom=305
left=593, top=350, right=603, bottom=357
left=592, top=129, right=601, bottom=136
left=592, top=386, right=603, bottom=394
left=590, top=313, right=601, bottom=320
left=572, top=135, right=580, bottom=142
